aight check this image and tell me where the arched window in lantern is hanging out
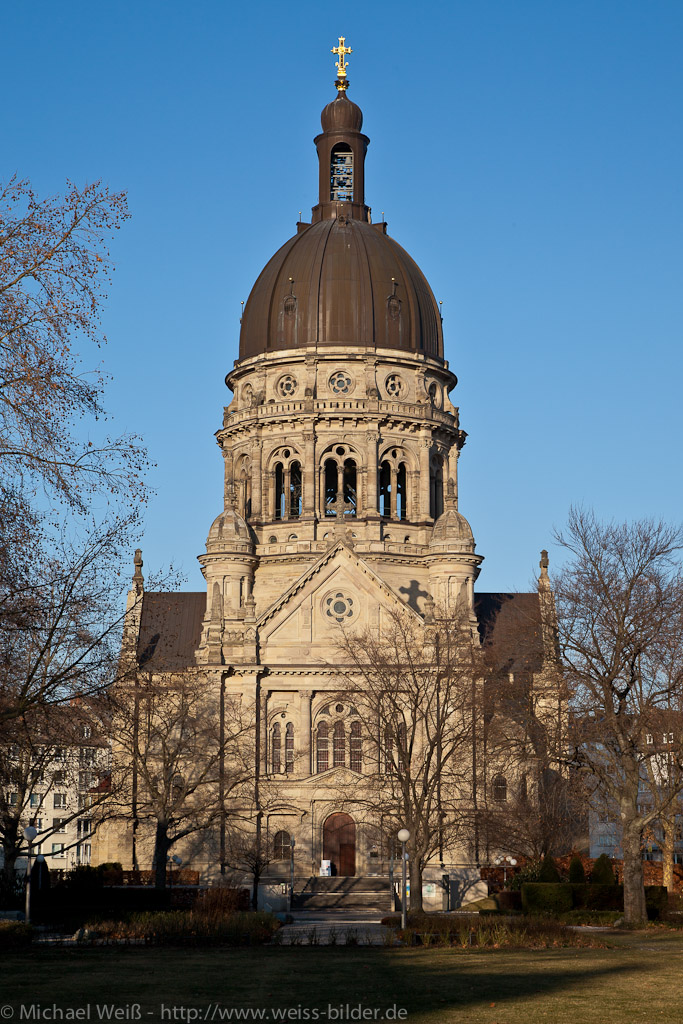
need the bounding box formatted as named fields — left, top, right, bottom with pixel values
left=330, top=143, right=353, bottom=202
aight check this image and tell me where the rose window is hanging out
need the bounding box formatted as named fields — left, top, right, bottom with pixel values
left=385, top=374, right=405, bottom=398
left=278, top=374, right=298, bottom=398
left=329, top=371, right=353, bottom=395
left=325, top=592, right=354, bottom=622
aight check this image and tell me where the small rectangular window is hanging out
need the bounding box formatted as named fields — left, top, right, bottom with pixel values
left=29, top=794, right=41, bottom=808
left=53, top=817, right=67, bottom=833
left=51, top=843, right=65, bottom=858
left=646, top=734, right=653, bottom=744
left=669, top=733, right=675, bottom=744
left=53, top=793, right=67, bottom=809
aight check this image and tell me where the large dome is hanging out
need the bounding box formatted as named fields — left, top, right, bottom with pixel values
left=238, top=218, right=444, bottom=360
left=238, top=85, right=444, bottom=362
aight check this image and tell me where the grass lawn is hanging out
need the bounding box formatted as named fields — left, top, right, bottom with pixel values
left=2, top=930, right=683, bottom=1023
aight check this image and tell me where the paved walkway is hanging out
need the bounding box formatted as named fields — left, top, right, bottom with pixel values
left=275, top=910, right=391, bottom=945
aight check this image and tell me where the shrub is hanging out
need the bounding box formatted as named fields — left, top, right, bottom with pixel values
left=88, top=910, right=280, bottom=946
left=571, top=883, right=623, bottom=910
left=507, top=860, right=543, bottom=891
left=97, top=862, right=123, bottom=886
left=381, top=912, right=605, bottom=949
left=568, top=856, right=586, bottom=883
left=194, top=887, right=249, bottom=915
left=521, top=883, right=573, bottom=915
left=496, top=890, right=522, bottom=913
left=538, top=855, right=562, bottom=883
left=645, top=886, right=668, bottom=920
left=0, top=922, right=32, bottom=949
left=590, top=854, right=616, bottom=885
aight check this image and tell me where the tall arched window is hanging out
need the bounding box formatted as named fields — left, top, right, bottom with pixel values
left=316, top=722, right=329, bottom=773
left=324, top=452, right=357, bottom=517
left=330, top=143, right=353, bottom=201
left=492, top=774, right=508, bottom=803
left=273, top=830, right=290, bottom=860
left=430, top=454, right=444, bottom=519
left=271, top=723, right=281, bottom=774
left=343, top=460, right=357, bottom=516
left=285, top=723, right=294, bottom=773
left=289, top=462, right=302, bottom=518
left=324, top=459, right=338, bottom=516
left=236, top=455, right=251, bottom=518
left=333, top=721, right=346, bottom=767
left=275, top=463, right=285, bottom=520
left=350, top=721, right=362, bottom=772
left=379, top=461, right=391, bottom=517
left=396, top=463, right=407, bottom=520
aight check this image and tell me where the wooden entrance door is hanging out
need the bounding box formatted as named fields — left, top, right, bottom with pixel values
left=323, top=812, right=356, bottom=876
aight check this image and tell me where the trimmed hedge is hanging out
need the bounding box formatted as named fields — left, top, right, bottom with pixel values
left=645, top=886, right=668, bottom=920
left=571, top=884, right=623, bottom=911
left=522, top=883, right=666, bottom=918
left=496, top=890, right=522, bottom=913
left=521, top=883, right=573, bottom=915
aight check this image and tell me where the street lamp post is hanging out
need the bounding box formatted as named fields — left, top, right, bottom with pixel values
left=290, top=837, right=296, bottom=910
left=22, top=825, right=38, bottom=924
left=494, top=855, right=517, bottom=886
left=397, top=828, right=410, bottom=930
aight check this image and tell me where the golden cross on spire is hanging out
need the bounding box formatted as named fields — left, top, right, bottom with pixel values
left=332, top=36, right=352, bottom=91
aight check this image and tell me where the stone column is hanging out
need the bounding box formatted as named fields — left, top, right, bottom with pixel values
left=223, top=449, right=234, bottom=507
left=251, top=437, right=263, bottom=519
left=299, top=690, right=313, bottom=776
left=303, top=431, right=316, bottom=518
left=365, top=433, right=378, bottom=513
left=259, top=688, right=269, bottom=775
left=419, top=436, right=432, bottom=519
left=390, top=466, right=398, bottom=519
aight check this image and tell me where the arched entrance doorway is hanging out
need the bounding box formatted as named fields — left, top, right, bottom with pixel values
left=323, top=812, right=356, bottom=876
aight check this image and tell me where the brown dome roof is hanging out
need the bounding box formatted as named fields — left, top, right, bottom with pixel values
left=321, top=92, right=363, bottom=133
left=239, top=218, right=444, bottom=359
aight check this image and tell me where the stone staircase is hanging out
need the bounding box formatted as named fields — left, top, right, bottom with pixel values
left=292, top=875, right=394, bottom=912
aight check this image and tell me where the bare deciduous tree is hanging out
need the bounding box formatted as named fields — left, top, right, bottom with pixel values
left=335, top=605, right=480, bottom=912
left=554, top=508, right=683, bottom=924
left=109, top=673, right=254, bottom=889
left=0, top=176, right=146, bottom=512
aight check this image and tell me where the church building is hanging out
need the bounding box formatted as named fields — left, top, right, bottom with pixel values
left=113, top=42, right=560, bottom=905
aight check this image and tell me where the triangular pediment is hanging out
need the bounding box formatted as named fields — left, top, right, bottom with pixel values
left=257, top=542, right=421, bottom=654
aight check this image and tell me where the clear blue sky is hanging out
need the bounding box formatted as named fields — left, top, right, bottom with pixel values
left=5, top=0, right=682, bottom=593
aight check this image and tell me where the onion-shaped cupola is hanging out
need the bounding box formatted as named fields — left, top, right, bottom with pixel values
left=238, top=38, right=444, bottom=362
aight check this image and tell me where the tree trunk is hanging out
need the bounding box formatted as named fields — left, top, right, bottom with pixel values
left=622, top=825, right=647, bottom=925
left=251, top=866, right=260, bottom=911
left=408, top=855, right=423, bottom=913
left=152, top=821, right=171, bottom=890
left=662, top=814, right=675, bottom=893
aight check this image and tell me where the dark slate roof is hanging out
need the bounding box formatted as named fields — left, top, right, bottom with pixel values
left=136, top=592, right=206, bottom=671
left=474, top=592, right=544, bottom=674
